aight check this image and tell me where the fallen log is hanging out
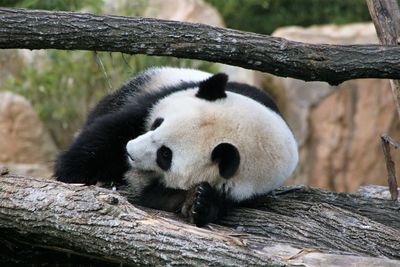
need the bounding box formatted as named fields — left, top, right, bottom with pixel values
left=0, top=174, right=399, bottom=266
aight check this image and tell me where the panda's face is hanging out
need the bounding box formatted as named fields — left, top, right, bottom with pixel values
left=126, top=90, right=241, bottom=189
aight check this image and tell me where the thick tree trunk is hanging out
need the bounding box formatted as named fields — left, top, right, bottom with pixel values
left=0, top=174, right=399, bottom=266
left=1, top=8, right=400, bottom=85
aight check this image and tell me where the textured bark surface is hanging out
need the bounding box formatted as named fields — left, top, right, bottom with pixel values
left=1, top=8, right=400, bottom=85
left=1, top=174, right=400, bottom=266
left=366, top=0, right=400, bottom=45
left=381, top=134, right=400, bottom=200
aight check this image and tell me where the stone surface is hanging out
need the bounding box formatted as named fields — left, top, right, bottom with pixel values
left=298, top=79, right=400, bottom=191
left=272, top=23, right=378, bottom=45
left=266, top=23, right=380, bottom=146
left=261, top=23, right=398, bottom=191
left=145, top=0, right=224, bottom=27
left=0, top=92, right=58, bottom=178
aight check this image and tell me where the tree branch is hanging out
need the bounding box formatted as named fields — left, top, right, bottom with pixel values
left=1, top=175, right=399, bottom=266
left=1, top=8, right=400, bottom=85
left=366, top=0, right=400, bottom=45
left=381, top=134, right=399, bottom=200
left=0, top=175, right=280, bottom=266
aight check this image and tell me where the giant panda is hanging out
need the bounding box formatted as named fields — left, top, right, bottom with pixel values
left=54, top=67, right=298, bottom=227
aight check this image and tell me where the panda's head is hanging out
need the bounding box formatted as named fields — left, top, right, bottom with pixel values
left=126, top=73, right=298, bottom=201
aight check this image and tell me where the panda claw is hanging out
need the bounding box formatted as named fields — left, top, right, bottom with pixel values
left=196, top=187, right=205, bottom=194
left=182, top=182, right=221, bottom=227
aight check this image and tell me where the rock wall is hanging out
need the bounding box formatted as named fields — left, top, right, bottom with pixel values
left=302, top=79, right=400, bottom=191
left=0, top=92, right=58, bottom=178
left=144, top=0, right=224, bottom=27
left=267, top=23, right=398, bottom=192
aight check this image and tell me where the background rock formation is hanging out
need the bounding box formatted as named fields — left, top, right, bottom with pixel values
left=265, top=23, right=398, bottom=191
left=0, top=92, right=58, bottom=177
left=145, top=0, right=224, bottom=27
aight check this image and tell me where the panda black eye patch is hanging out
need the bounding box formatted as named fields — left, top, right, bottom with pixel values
left=150, top=117, right=164, bottom=130
left=157, top=145, right=172, bottom=171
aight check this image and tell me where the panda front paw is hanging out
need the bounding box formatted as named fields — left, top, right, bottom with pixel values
left=182, top=182, right=220, bottom=227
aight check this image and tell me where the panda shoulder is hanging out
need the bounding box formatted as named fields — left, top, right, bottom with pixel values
left=226, top=82, right=281, bottom=115
left=135, top=67, right=212, bottom=93
left=108, top=67, right=211, bottom=104
left=85, top=67, right=211, bottom=126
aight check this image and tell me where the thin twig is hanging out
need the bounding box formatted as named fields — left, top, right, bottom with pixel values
left=121, top=53, right=132, bottom=70
left=93, top=51, right=113, bottom=92
left=381, top=134, right=399, bottom=201
left=382, top=133, right=400, bottom=150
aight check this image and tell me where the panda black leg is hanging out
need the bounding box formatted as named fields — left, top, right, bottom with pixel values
left=182, top=182, right=225, bottom=227
left=137, top=180, right=187, bottom=213
left=54, top=109, right=143, bottom=185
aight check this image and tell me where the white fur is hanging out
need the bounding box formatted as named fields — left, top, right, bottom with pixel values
left=126, top=73, right=298, bottom=201
left=141, top=67, right=211, bottom=93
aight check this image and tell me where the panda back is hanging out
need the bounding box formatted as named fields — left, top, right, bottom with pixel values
left=226, top=82, right=281, bottom=115
left=85, top=67, right=211, bottom=127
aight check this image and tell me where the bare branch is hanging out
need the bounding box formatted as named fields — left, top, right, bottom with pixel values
left=381, top=134, right=399, bottom=201
left=1, top=8, right=400, bottom=85
left=366, top=0, right=400, bottom=45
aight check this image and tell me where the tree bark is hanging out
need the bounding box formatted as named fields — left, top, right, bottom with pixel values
left=1, top=174, right=399, bottom=266
left=1, top=8, right=400, bottom=85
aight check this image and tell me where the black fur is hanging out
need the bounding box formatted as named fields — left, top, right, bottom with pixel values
left=54, top=69, right=281, bottom=226
left=211, top=143, right=240, bottom=179
left=196, top=73, right=227, bottom=101
left=227, top=82, right=281, bottom=114
left=150, top=117, right=164, bottom=130
left=84, top=71, right=151, bottom=127
left=182, top=182, right=232, bottom=227
left=54, top=85, right=191, bottom=184
left=54, top=105, right=146, bottom=185
left=136, top=179, right=187, bottom=213
left=156, top=145, right=173, bottom=171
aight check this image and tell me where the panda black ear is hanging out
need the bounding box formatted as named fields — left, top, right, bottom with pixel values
left=211, top=143, right=240, bottom=179
left=196, top=73, right=228, bottom=101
